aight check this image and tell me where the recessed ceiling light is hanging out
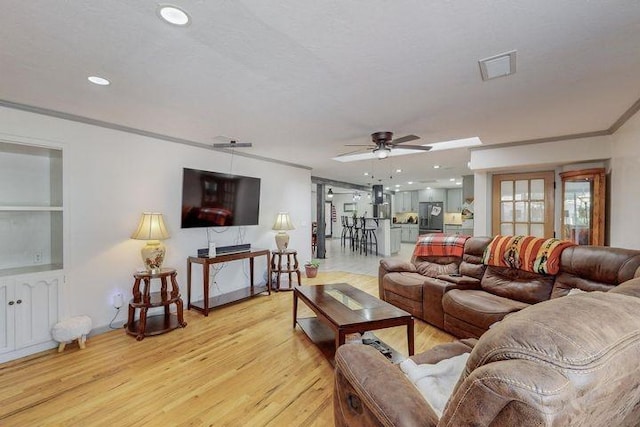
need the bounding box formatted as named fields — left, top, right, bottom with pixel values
left=157, top=5, right=190, bottom=26
left=396, top=169, right=402, bottom=173
left=456, top=182, right=462, bottom=186
left=426, top=187, right=432, bottom=190
left=395, top=184, right=401, bottom=187
left=385, top=187, right=390, bottom=190
left=408, top=181, right=413, bottom=185
left=449, top=178, right=455, bottom=182
left=363, top=172, right=369, bottom=176
left=87, top=76, right=110, bottom=86
left=433, top=165, right=440, bottom=169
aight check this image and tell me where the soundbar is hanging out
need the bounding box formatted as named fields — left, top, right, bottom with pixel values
left=197, top=243, right=251, bottom=258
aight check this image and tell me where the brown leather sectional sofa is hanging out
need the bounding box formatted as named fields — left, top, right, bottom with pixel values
left=335, top=278, right=640, bottom=426
left=379, top=236, right=640, bottom=338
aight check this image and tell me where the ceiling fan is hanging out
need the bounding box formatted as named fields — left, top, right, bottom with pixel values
left=338, top=131, right=431, bottom=160
left=212, top=135, right=252, bottom=149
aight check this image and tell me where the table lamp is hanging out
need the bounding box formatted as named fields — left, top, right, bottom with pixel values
left=131, top=212, right=170, bottom=273
left=272, top=212, right=295, bottom=252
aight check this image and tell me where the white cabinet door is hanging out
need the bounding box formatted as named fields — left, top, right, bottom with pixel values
left=391, top=229, right=401, bottom=253
left=401, top=226, right=410, bottom=242
left=446, top=188, right=463, bottom=212
left=410, top=192, right=419, bottom=211
left=14, top=273, right=60, bottom=349
left=0, top=278, right=15, bottom=355
left=409, top=227, right=419, bottom=242
left=418, top=189, right=446, bottom=202
left=0, top=272, right=61, bottom=359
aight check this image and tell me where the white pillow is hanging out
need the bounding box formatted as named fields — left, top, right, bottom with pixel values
left=400, top=352, right=470, bottom=418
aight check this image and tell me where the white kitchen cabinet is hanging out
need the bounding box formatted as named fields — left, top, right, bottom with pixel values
left=418, top=188, right=446, bottom=202
left=0, top=271, right=62, bottom=362
left=409, top=227, right=419, bottom=242
left=390, top=228, right=401, bottom=254
left=400, top=224, right=419, bottom=243
left=396, top=191, right=419, bottom=213
left=446, top=188, right=463, bottom=213
left=444, top=224, right=462, bottom=235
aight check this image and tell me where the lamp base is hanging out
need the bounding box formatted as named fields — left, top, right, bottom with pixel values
left=275, top=232, right=290, bottom=252
left=141, top=240, right=166, bottom=273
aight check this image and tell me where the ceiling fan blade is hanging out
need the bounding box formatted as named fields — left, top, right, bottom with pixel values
left=344, top=144, right=376, bottom=147
left=391, top=134, right=420, bottom=144
left=337, top=148, right=369, bottom=157
left=213, top=141, right=252, bottom=148
left=391, top=144, right=432, bottom=151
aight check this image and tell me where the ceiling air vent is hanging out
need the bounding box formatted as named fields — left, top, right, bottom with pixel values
left=479, top=50, right=517, bottom=81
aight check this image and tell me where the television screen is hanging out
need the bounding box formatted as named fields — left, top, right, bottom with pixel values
left=181, top=168, right=261, bottom=228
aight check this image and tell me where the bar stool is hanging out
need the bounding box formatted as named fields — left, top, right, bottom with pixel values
left=352, top=216, right=364, bottom=252
left=360, top=218, right=379, bottom=256
left=340, top=216, right=353, bottom=248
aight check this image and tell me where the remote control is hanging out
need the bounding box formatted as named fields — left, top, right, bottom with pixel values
left=363, top=338, right=393, bottom=358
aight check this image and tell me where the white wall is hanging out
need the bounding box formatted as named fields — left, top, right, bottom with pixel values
left=0, top=106, right=312, bottom=330
left=610, top=112, right=640, bottom=249
left=471, top=119, right=640, bottom=249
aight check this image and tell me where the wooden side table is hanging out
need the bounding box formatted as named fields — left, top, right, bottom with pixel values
left=125, top=268, right=187, bottom=340
left=271, top=249, right=301, bottom=291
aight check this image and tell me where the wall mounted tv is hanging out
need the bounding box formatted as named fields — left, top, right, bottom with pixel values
left=181, top=168, right=261, bottom=228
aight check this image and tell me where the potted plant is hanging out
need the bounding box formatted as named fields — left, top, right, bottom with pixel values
left=305, top=260, right=320, bottom=278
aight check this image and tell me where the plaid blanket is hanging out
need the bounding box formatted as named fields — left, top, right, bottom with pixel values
left=482, top=235, right=575, bottom=275
left=413, top=234, right=469, bottom=258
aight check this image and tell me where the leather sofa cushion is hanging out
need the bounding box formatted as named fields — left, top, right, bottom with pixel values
left=552, top=245, right=640, bottom=297
left=481, top=265, right=554, bottom=304
left=383, top=272, right=425, bottom=300
left=443, top=289, right=530, bottom=331
left=415, top=261, right=458, bottom=277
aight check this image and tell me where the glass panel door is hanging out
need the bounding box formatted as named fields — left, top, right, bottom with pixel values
left=560, top=168, right=605, bottom=245
left=493, top=172, right=555, bottom=238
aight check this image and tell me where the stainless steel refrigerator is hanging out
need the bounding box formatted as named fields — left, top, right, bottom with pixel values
left=418, top=202, right=444, bottom=234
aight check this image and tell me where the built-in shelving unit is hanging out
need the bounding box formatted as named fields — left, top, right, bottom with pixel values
left=0, top=139, right=63, bottom=362
left=0, top=140, right=63, bottom=276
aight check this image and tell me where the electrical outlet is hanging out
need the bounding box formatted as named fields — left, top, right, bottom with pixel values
left=112, top=293, right=124, bottom=309
left=34, top=251, right=42, bottom=264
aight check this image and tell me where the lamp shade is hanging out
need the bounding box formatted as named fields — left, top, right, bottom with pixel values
left=131, top=212, right=170, bottom=240
left=272, top=212, right=295, bottom=231
left=272, top=212, right=294, bottom=252
left=131, top=212, right=170, bottom=272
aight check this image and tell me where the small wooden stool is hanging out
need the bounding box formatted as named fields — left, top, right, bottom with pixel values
left=271, top=249, right=302, bottom=291
left=52, top=315, right=93, bottom=352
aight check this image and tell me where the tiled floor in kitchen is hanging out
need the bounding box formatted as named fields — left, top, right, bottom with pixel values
left=316, top=236, right=415, bottom=276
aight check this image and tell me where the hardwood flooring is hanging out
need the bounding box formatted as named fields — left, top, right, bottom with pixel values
left=0, top=269, right=453, bottom=426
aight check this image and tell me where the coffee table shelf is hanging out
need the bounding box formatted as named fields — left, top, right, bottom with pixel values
left=296, top=317, right=404, bottom=364
left=293, top=283, right=413, bottom=364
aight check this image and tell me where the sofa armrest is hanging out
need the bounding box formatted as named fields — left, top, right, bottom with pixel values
left=335, top=345, right=438, bottom=427
left=380, top=258, right=417, bottom=273
left=436, top=274, right=482, bottom=288
left=410, top=339, right=477, bottom=365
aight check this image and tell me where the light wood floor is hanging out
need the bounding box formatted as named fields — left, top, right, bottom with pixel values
left=0, top=271, right=453, bottom=426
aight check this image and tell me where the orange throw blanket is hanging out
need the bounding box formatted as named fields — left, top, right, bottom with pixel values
left=482, top=235, right=575, bottom=275
left=413, top=234, right=470, bottom=258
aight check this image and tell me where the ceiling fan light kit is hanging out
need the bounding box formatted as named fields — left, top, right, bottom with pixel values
left=374, top=146, right=391, bottom=159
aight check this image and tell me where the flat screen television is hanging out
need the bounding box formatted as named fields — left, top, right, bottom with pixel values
left=181, top=168, right=261, bottom=228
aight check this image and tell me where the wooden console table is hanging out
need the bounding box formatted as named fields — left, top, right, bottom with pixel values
left=125, top=268, right=187, bottom=341
left=187, top=248, right=271, bottom=316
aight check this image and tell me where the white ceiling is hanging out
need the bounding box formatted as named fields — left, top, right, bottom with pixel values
left=2, top=1, right=639, bottom=191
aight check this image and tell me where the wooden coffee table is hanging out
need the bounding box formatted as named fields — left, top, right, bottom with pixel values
left=293, top=283, right=414, bottom=361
